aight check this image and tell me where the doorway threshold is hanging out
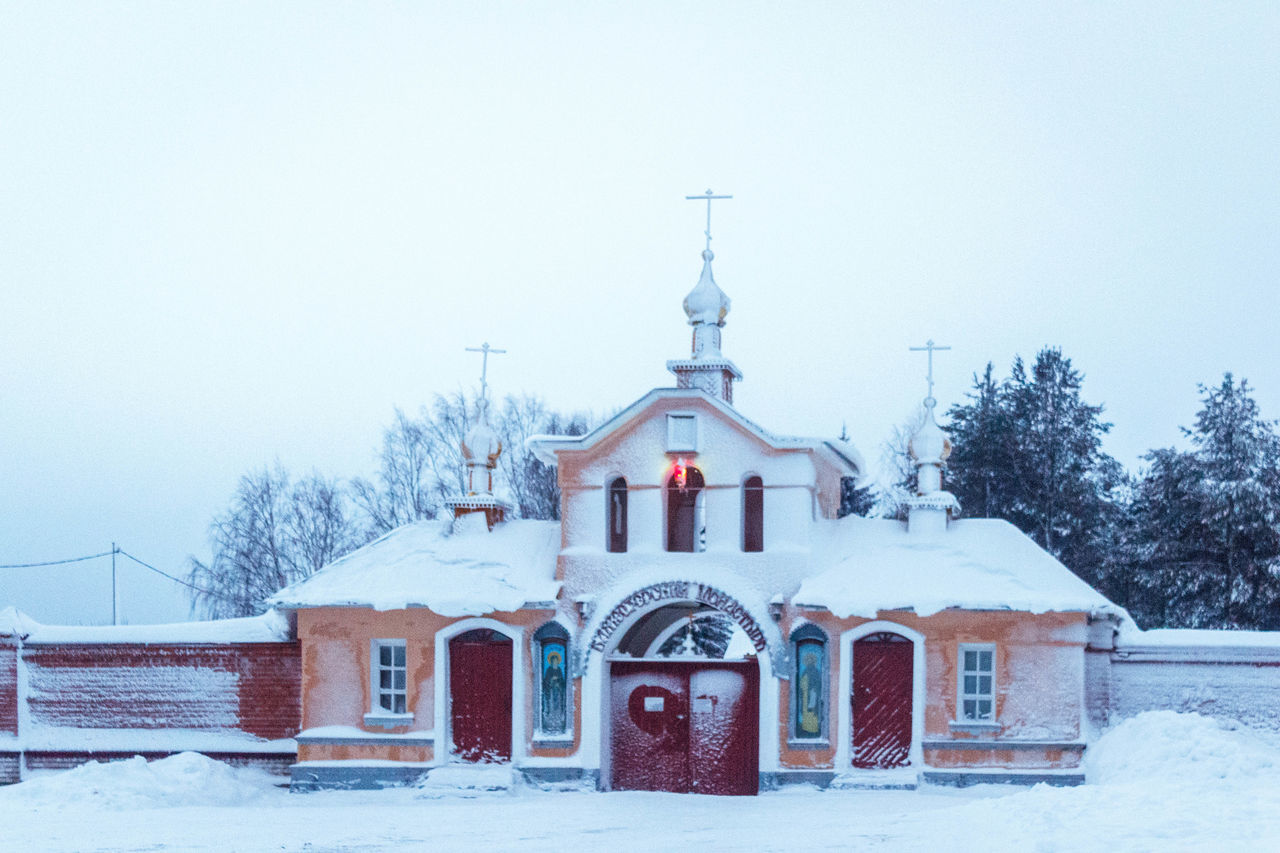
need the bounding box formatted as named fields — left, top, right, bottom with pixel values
left=829, top=767, right=919, bottom=790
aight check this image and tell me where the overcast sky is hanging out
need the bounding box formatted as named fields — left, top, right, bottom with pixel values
left=3, top=2, right=1278, bottom=624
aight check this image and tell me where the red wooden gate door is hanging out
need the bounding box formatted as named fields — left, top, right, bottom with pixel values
left=609, top=665, right=689, bottom=792
left=689, top=666, right=758, bottom=795
left=851, top=632, right=913, bottom=768
left=450, top=629, right=512, bottom=762
left=610, top=661, right=758, bottom=795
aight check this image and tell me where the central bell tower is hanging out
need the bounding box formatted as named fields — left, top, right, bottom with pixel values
left=666, top=189, right=743, bottom=404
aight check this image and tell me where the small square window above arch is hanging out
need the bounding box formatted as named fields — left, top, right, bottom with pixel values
left=666, top=413, right=698, bottom=452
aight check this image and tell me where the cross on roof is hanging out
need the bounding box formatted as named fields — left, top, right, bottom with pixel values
left=909, top=339, right=951, bottom=408
left=685, top=188, right=733, bottom=251
left=465, top=342, right=507, bottom=402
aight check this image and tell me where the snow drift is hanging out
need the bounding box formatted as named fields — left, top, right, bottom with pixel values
left=0, top=752, right=282, bottom=810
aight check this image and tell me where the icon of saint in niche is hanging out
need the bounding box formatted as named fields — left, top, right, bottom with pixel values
left=797, top=646, right=822, bottom=737
left=541, top=645, right=567, bottom=734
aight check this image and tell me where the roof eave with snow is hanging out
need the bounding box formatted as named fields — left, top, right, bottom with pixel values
left=527, top=387, right=862, bottom=477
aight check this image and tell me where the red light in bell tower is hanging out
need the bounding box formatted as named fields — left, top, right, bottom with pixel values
left=673, top=457, right=688, bottom=491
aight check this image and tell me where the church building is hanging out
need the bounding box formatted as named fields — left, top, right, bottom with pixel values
left=270, top=214, right=1121, bottom=794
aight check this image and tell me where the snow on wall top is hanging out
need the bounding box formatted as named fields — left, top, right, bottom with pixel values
left=0, top=606, right=291, bottom=644
left=1117, top=625, right=1280, bottom=649
left=794, top=516, right=1119, bottom=619
left=267, top=517, right=561, bottom=615
left=0, top=606, right=40, bottom=640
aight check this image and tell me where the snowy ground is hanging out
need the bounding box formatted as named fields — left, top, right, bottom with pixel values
left=3, top=712, right=1279, bottom=852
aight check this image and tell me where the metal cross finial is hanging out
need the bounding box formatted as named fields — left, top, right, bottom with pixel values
left=465, top=341, right=507, bottom=401
left=909, top=339, right=951, bottom=408
left=685, top=188, right=733, bottom=251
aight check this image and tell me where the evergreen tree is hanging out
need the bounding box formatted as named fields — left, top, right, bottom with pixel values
left=1122, top=447, right=1212, bottom=627
left=839, top=477, right=877, bottom=518
left=946, top=363, right=1015, bottom=519
left=1190, top=375, right=1280, bottom=628
left=1129, top=376, right=1280, bottom=629
left=835, top=423, right=877, bottom=517
left=943, top=349, right=1122, bottom=588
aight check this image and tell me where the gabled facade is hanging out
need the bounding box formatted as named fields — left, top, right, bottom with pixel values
left=271, top=235, right=1121, bottom=793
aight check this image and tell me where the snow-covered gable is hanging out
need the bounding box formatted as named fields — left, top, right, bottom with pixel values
left=529, top=387, right=864, bottom=481
left=268, top=517, right=561, bottom=615
left=795, top=516, right=1120, bottom=618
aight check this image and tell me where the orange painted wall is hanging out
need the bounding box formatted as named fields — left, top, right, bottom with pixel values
left=297, top=607, right=580, bottom=764
left=776, top=608, right=1088, bottom=771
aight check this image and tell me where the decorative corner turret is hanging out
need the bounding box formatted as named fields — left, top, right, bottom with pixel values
left=667, top=190, right=743, bottom=403
left=905, top=340, right=960, bottom=535
left=446, top=342, right=512, bottom=530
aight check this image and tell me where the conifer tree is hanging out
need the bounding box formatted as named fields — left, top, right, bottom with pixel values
left=944, top=349, right=1122, bottom=589
left=1189, top=375, right=1280, bottom=628
left=946, top=363, right=1015, bottom=520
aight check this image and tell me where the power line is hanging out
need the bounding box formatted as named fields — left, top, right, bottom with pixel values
left=1, top=546, right=238, bottom=604
left=116, top=550, right=236, bottom=602
left=0, top=551, right=114, bottom=569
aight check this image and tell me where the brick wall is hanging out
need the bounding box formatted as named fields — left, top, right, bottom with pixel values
left=1108, top=657, right=1280, bottom=734
left=22, top=642, right=299, bottom=737
left=0, top=645, right=16, bottom=736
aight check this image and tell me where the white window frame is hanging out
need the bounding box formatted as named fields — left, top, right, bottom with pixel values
left=666, top=413, right=698, bottom=452
left=365, top=638, right=412, bottom=727
left=957, top=643, right=996, bottom=723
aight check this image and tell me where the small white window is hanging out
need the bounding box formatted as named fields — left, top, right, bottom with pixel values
left=958, top=644, right=995, bottom=721
left=373, top=639, right=408, bottom=715
left=667, top=414, right=698, bottom=451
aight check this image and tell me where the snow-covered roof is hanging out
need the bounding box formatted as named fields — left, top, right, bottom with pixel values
left=0, top=606, right=291, bottom=644
left=268, top=515, right=561, bottom=615
left=528, top=387, right=865, bottom=479
left=794, top=516, right=1119, bottom=618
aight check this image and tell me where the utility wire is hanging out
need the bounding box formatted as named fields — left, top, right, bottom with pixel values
left=116, top=549, right=236, bottom=602
left=2, top=547, right=239, bottom=604
left=0, top=551, right=114, bottom=569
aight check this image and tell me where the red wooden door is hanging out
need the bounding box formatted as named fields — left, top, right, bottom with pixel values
left=450, top=630, right=512, bottom=762
left=689, top=665, right=758, bottom=795
left=851, top=633, right=913, bottom=768
left=610, top=661, right=758, bottom=795
left=609, top=665, right=689, bottom=792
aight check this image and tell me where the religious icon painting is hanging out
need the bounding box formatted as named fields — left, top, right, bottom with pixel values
left=795, top=639, right=824, bottom=739
left=540, top=639, right=568, bottom=735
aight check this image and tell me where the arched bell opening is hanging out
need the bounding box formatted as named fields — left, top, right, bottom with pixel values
left=666, top=466, right=706, bottom=552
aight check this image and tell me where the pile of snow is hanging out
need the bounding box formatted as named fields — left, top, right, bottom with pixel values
left=910, top=712, right=1280, bottom=849
left=1087, top=710, right=1280, bottom=786
left=415, top=764, right=519, bottom=797
left=0, top=753, right=282, bottom=810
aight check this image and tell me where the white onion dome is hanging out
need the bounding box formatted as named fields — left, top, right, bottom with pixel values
left=461, top=400, right=502, bottom=468
left=908, top=407, right=952, bottom=467
left=682, top=249, right=731, bottom=327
